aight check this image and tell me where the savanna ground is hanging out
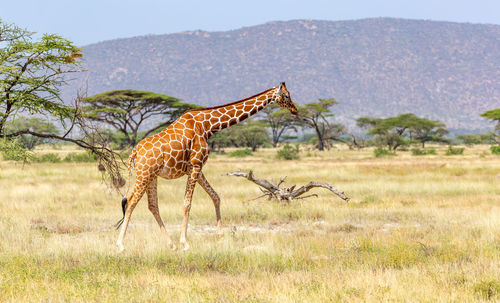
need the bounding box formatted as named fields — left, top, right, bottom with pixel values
left=0, top=145, right=499, bottom=302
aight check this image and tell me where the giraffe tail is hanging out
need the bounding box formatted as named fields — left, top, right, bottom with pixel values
left=114, top=147, right=136, bottom=230
left=114, top=197, right=128, bottom=230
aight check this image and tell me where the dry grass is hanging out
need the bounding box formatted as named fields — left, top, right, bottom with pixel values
left=0, top=145, right=499, bottom=302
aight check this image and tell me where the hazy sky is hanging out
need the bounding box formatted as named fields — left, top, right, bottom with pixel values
left=2, top=0, right=499, bottom=46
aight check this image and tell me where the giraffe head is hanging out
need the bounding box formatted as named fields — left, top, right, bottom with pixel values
left=274, top=82, right=298, bottom=115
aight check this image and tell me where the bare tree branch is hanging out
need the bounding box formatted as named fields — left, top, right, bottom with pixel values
left=226, top=170, right=350, bottom=202
left=226, top=170, right=278, bottom=191
left=292, top=181, right=349, bottom=201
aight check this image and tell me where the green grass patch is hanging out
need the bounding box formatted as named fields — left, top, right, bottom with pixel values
left=373, top=147, right=395, bottom=157
left=491, top=145, right=500, bottom=155
left=276, top=144, right=300, bottom=160
left=445, top=146, right=465, bottom=155
left=34, top=153, right=62, bottom=163
left=63, top=152, right=98, bottom=162
left=228, top=148, right=253, bottom=157
left=411, top=148, right=436, bottom=155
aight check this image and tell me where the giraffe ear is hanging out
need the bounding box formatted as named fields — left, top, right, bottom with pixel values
left=279, top=82, right=286, bottom=91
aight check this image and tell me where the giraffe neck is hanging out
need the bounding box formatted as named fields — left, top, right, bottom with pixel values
left=204, top=88, right=278, bottom=135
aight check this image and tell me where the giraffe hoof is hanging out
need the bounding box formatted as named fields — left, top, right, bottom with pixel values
left=182, top=242, right=190, bottom=251
left=169, top=242, right=177, bottom=250
left=117, top=243, right=125, bottom=253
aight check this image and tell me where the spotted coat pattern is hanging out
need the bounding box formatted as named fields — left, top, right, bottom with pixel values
left=116, top=83, right=297, bottom=251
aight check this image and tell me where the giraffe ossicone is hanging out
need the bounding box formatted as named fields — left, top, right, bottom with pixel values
left=115, top=82, right=297, bottom=251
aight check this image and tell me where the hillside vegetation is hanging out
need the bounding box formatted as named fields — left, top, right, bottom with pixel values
left=70, top=18, right=500, bottom=131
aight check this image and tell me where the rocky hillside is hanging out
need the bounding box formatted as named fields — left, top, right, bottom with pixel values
left=67, top=18, right=500, bottom=130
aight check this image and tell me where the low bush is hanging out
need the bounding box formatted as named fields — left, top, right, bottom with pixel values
left=0, top=139, right=33, bottom=162
left=445, top=146, right=465, bottom=155
left=374, top=147, right=394, bottom=157
left=228, top=148, right=253, bottom=158
left=276, top=144, right=300, bottom=160
left=411, top=148, right=437, bottom=156
left=34, top=153, right=62, bottom=163
left=63, top=152, right=98, bottom=162
left=491, top=146, right=500, bottom=155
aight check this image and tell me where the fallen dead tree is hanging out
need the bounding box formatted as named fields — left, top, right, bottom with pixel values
left=226, top=170, right=350, bottom=202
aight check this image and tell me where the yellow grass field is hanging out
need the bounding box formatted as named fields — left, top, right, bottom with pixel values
left=1, top=145, right=499, bottom=302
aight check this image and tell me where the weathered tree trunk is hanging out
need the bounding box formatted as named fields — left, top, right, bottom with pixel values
left=315, top=125, right=325, bottom=151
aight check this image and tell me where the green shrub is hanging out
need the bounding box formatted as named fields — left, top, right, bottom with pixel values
left=491, top=146, right=500, bottom=155
left=228, top=148, right=253, bottom=158
left=276, top=144, right=300, bottom=160
left=411, top=148, right=436, bottom=155
left=445, top=146, right=464, bottom=155
left=411, top=148, right=425, bottom=155
left=35, top=153, right=62, bottom=163
left=427, top=148, right=437, bottom=155
left=63, top=152, right=98, bottom=162
left=374, top=147, right=394, bottom=157
left=0, top=139, right=33, bottom=162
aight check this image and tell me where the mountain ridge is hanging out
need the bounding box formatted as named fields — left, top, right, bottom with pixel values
left=66, top=18, right=500, bottom=131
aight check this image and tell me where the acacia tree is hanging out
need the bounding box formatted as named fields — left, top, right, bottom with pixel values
left=297, top=98, right=340, bottom=151
left=208, top=119, right=270, bottom=152
left=457, top=133, right=495, bottom=146
left=235, top=120, right=271, bottom=151
left=0, top=19, right=81, bottom=134
left=357, top=116, right=409, bottom=151
left=357, top=113, right=448, bottom=150
left=0, top=19, right=125, bottom=189
left=81, top=90, right=200, bottom=147
left=4, top=117, right=59, bottom=149
left=259, top=103, right=297, bottom=147
left=410, top=119, right=448, bottom=147
left=481, top=108, right=500, bottom=143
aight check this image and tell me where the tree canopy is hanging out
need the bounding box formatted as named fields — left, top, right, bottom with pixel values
left=357, top=113, right=448, bottom=150
left=408, top=117, right=448, bottom=148
left=4, top=117, right=59, bottom=149
left=208, top=119, right=270, bottom=152
left=297, top=98, right=341, bottom=151
left=259, top=103, right=297, bottom=147
left=457, top=133, right=496, bottom=146
left=81, top=89, right=201, bottom=147
left=481, top=108, right=500, bottom=143
left=481, top=108, right=500, bottom=121
left=0, top=19, right=82, bottom=134
left=0, top=19, right=125, bottom=190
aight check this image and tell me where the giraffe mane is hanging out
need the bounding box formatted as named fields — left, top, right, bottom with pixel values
left=185, top=87, right=276, bottom=113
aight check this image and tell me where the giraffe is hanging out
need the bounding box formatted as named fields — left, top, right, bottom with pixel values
left=115, top=82, right=298, bottom=251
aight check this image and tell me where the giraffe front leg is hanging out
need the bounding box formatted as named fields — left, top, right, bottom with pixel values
left=180, top=166, right=202, bottom=251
